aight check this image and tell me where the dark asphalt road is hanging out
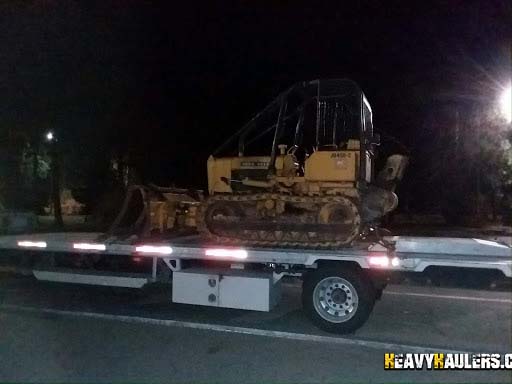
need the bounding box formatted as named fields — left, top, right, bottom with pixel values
left=0, top=275, right=511, bottom=383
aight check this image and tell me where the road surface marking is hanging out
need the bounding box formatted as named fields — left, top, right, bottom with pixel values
left=384, top=291, right=512, bottom=304
left=0, top=304, right=473, bottom=354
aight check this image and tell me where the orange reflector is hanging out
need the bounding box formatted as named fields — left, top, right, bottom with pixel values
left=205, top=248, right=248, bottom=259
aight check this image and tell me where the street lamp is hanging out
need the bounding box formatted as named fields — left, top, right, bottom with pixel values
left=45, top=131, right=55, bottom=142
left=499, top=84, right=511, bottom=123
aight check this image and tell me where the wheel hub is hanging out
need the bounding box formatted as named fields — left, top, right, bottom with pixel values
left=330, top=288, right=347, bottom=304
left=313, top=277, right=359, bottom=323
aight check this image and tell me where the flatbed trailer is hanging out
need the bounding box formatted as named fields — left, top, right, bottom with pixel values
left=0, top=232, right=511, bottom=333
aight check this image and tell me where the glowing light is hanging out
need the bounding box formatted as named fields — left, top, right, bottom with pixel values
left=368, top=255, right=389, bottom=267
left=17, top=241, right=47, bottom=248
left=499, top=85, right=511, bottom=123
left=135, top=245, right=173, bottom=255
left=205, top=248, right=248, bottom=259
left=368, top=254, right=401, bottom=268
left=46, top=131, right=54, bottom=141
left=73, top=243, right=106, bottom=251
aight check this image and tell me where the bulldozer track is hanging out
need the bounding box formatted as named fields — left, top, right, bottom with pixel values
left=196, top=193, right=361, bottom=249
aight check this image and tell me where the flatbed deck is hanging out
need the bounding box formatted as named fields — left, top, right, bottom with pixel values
left=0, top=231, right=510, bottom=277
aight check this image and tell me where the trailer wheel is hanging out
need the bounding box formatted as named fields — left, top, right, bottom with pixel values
left=302, top=267, right=375, bottom=334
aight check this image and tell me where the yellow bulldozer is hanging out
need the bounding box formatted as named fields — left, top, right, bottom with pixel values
left=107, top=79, right=407, bottom=248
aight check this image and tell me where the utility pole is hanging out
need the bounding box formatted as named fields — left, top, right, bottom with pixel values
left=46, top=131, right=63, bottom=228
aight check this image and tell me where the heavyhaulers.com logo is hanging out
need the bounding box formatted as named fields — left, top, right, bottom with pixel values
left=384, top=353, right=512, bottom=370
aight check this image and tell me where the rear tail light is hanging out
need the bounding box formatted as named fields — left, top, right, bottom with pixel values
left=368, top=255, right=400, bottom=268
left=369, top=255, right=390, bottom=267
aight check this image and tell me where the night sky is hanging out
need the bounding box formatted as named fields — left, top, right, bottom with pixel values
left=1, top=1, right=511, bottom=212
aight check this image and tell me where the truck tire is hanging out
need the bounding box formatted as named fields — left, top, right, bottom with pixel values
left=302, top=267, right=375, bottom=334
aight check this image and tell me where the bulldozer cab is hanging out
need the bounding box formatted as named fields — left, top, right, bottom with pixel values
left=210, top=79, right=379, bottom=193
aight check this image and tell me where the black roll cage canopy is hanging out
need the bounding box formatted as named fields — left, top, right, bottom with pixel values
left=213, top=79, right=375, bottom=182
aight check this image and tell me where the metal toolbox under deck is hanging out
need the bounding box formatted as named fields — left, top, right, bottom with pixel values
left=172, top=268, right=281, bottom=311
